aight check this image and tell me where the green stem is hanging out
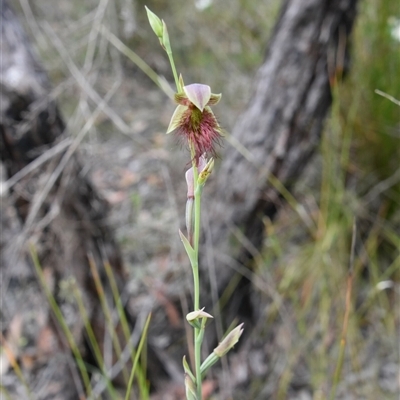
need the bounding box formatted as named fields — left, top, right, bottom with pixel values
left=167, top=50, right=181, bottom=92
left=193, top=178, right=201, bottom=310
left=191, top=145, right=201, bottom=312
left=194, top=329, right=202, bottom=399
left=190, top=144, right=203, bottom=399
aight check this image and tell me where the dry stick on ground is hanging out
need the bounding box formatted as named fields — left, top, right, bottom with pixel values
left=201, top=0, right=359, bottom=370
left=0, top=1, right=129, bottom=399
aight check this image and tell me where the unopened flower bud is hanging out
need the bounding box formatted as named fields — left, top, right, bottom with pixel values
left=185, top=155, right=207, bottom=198
left=186, top=308, right=214, bottom=323
left=185, top=169, right=195, bottom=199
left=197, top=158, right=214, bottom=187
left=213, top=323, right=244, bottom=358
left=145, top=7, right=163, bottom=39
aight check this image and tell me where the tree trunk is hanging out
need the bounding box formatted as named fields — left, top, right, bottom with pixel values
left=0, top=1, right=126, bottom=398
left=203, top=0, right=358, bottom=327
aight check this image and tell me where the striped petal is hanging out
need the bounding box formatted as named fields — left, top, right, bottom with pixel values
left=184, top=84, right=211, bottom=112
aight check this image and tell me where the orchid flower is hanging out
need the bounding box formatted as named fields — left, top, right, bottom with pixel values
left=167, top=84, right=223, bottom=165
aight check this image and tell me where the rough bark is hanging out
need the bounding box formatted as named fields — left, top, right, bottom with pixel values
left=0, top=1, right=125, bottom=398
left=203, top=0, right=358, bottom=325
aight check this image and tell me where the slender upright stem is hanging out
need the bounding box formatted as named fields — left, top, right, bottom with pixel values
left=190, top=144, right=203, bottom=399
left=145, top=11, right=224, bottom=398
left=192, top=168, right=201, bottom=310
left=166, top=50, right=181, bottom=92
left=330, top=221, right=356, bottom=400
left=194, top=190, right=203, bottom=398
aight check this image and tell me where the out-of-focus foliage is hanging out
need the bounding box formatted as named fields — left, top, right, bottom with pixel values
left=9, top=0, right=399, bottom=397
left=254, top=0, right=399, bottom=397
left=343, top=0, right=400, bottom=209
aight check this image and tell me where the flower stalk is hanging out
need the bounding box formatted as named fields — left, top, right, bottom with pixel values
left=145, top=8, right=243, bottom=399
left=193, top=168, right=202, bottom=398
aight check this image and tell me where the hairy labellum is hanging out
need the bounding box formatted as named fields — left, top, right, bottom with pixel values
left=167, top=83, right=223, bottom=165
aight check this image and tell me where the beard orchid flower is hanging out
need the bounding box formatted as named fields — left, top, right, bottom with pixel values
left=167, top=83, right=223, bottom=166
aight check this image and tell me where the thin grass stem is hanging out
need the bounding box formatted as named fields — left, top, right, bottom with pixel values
left=100, top=26, right=174, bottom=99
left=125, top=314, right=152, bottom=400
left=0, top=334, right=34, bottom=400
left=72, top=283, right=117, bottom=399
left=88, top=255, right=130, bottom=384
left=330, top=221, right=356, bottom=400
left=30, top=245, right=92, bottom=398
left=103, top=260, right=149, bottom=398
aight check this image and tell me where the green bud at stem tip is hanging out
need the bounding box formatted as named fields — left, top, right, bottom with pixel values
left=145, top=6, right=163, bottom=38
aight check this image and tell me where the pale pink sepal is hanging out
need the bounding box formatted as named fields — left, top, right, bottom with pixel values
left=185, top=168, right=194, bottom=198
left=185, top=154, right=207, bottom=197
left=183, top=84, right=211, bottom=112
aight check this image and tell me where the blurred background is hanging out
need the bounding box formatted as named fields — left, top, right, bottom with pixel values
left=1, top=0, right=399, bottom=399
